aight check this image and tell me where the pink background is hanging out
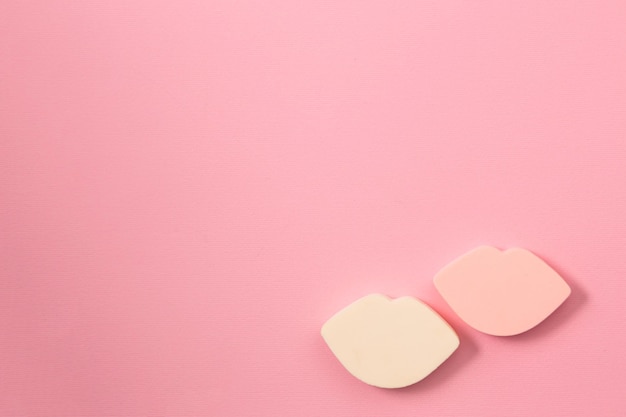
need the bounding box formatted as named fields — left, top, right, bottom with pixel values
left=1, top=1, right=625, bottom=416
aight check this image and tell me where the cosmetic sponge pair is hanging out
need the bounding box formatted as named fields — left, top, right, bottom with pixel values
left=321, top=246, right=571, bottom=388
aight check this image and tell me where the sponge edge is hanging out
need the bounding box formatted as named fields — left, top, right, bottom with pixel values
left=321, top=294, right=459, bottom=388
left=434, top=246, right=571, bottom=336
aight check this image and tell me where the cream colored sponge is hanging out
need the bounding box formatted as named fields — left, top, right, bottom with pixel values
left=434, top=246, right=571, bottom=336
left=321, top=294, right=459, bottom=388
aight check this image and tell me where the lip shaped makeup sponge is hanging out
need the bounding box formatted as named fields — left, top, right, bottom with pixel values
left=321, top=294, right=459, bottom=388
left=434, top=246, right=571, bottom=336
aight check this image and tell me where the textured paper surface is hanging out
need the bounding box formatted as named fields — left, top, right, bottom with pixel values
left=1, top=1, right=625, bottom=416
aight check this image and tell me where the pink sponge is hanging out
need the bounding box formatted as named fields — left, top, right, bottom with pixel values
left=434, top=246, right=571, bottom=336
